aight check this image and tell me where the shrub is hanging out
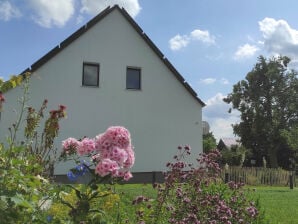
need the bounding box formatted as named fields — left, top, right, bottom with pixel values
left=220, top=145, right=246, bottom=167
left=0, top=77, right=66, bottom=223
left=54, top=126, right=135, bottom=223
left=132, top=146, right=265, bottom=224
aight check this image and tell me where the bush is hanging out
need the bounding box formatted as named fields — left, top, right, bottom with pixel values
left=0, top=77, right=66, bottom=223
left=220, top=145, right=246, bottom=167
left=132, top=147, right=265, bottom=224
left=52, top=126, right=135, bottom=223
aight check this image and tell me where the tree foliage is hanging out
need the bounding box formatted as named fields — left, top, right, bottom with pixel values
left=220, top=145, right=247, bottom=167
left=281, top=125, right=298, bottom=151
left=0, top=73, right=29, bottom=93
left=224, top=55, right=298, bottom=168
left=203, top=132, right=217, bottom=153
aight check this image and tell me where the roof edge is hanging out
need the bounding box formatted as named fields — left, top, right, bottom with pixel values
left=15, top=5, right=205, bottom=107
left=118, top=6, right=205, bottom=106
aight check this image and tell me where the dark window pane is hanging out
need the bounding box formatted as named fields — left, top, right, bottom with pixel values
left=83, top=63, right=99, bottom=86
left=126, top=68, right=141, bottom=89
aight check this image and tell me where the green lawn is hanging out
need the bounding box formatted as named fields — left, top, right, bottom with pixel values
left=115, top=184, right=298, bottom=224
left=248, top=186, right=298, bottom=224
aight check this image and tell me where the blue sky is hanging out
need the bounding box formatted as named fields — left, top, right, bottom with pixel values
left=1, top=0, right=298, bottom=140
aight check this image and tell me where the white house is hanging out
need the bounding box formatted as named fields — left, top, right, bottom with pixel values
left=0, top=5, right=205, bottom=182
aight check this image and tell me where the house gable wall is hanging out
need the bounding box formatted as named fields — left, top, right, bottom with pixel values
left=0, top=9, right=203, bottom=174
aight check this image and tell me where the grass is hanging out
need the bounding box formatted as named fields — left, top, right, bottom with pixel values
left=54, top=183, right=298, bottom=223
left=247, top=186, right=298, bottom=224
left=113, top=183, right=157, bottom=222
left=114, top=184, right=298, bottom=224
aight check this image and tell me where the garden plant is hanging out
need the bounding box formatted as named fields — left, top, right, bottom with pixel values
left=130, top=147, right=265, bottom=224
left=0, top=75, right=67, bottom=223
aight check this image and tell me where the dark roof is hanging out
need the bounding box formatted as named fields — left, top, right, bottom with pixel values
left=21, top=5, right=205, bottom=106
left=217, top=138, right=241, bottom=150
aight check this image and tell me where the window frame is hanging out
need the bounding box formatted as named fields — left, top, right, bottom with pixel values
left=82, top=62, right=100, bottom=87
left=126, top=67, right=141, bottom=90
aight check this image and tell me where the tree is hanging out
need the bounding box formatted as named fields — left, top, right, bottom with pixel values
left=281, top=125, right=298, bottom=151
left=203, top=132, right=217, bottom=153
left=224, top=56, right=298, bottom=168
left=220, top=145, right=246, bottom=167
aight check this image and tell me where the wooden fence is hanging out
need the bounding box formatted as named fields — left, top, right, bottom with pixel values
left=221, top=166, right=292, bottom=186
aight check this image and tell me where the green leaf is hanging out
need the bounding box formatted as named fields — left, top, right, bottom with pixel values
left=10, top=80, right=16, bottom=88
left=60, top=199, right=75, bottom=210
left=67, top=184, right=82, bottom=199
left=10, top=194, right=33, bottom=209
left=0, top=196, right=8, bottom=209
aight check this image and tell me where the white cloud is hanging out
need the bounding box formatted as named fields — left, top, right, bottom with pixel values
left=76, top=15, right=84, bottom=24
left=0, top=1, right=21, bottom=21
left=203, top=93, right=239, bottom=141
left=200, top=78, right=216, bottom=85
left=169, top=34, right=190, bottom=51
left=80, top=0, right=141, bottom=18
left=210, top=118, right=237, bottom=141
left=220, top=78, right=229, bottom=85
left=29, top=0, right=75, bottom=28
left=234, top=43, right=259, bottom=60
left=204, top=93, right=229, bottom=118
left=199, top=78, right=229, bottom=85
left=190, top=29, right=215, bottom=45
left=259, top=17, right=298, bottom=60
left=169, top=28, right=215, bottom=51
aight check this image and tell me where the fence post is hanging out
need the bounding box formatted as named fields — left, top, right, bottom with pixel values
left=224, top=163, right=229, bottom=183
left=289, top=171, right=294, bottom=189
left=289, top=157, right=295, bottom=189
left=152, top=171, right=156, bottom=186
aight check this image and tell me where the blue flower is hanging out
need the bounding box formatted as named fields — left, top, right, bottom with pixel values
left=76, top=161, right=89, bottom=176
left=46, top=215, right=53, bottom=222
left=67, top=161, right=89, bottom=181
left=75, top=164, right=86, bottom=175
left=67, top=170, right=78, bottom=181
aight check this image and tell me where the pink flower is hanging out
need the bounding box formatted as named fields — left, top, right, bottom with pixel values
left=246, top=205, right=258, bottom=217
left=95, top=158, right=119, bottom=177
left=123, top=171, right=133, bottom=181
left=62, top=137, right=79, bottom=152
left=63, top=126, right=135, bottom=182
left=123, top=146, right=135, bottom=168
left=91, top=153, right=101, bottom=161
left=97, top=126, right=131, bottom=150
left=77, top=138, right=96, bottom=156
left=0, top=92, right=5, bottom=112
left=0, top=93, right=5, bottom=102
left=95, top=133, right=112, bottom=152
left=109, top=146, right=128, bottom=165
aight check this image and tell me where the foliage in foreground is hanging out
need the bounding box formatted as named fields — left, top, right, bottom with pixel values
left=0, top=77, right=66, bottom=223
left=49, top=126, right=135, bottom=223
left=130, top=147, right=265, bottom=224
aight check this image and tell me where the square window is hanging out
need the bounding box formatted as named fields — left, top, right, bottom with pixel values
left=82, top=63, right=99, bottom=86
left=126, top=67, right=141, bottom=90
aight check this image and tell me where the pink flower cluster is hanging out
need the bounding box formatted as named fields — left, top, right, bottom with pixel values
left=62, top=137, right=79, bottom=154
left=0, top=91, right=5, bottom=111
left=0, top=92, right=5, bottom=102
left=62, top=126, right=135, bottom=181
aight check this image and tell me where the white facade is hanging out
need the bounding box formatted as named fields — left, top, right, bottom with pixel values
left=0, top=6, right=204, bottom=175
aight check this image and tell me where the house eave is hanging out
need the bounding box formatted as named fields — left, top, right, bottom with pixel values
left=8, top=5, right=205, bottom=107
